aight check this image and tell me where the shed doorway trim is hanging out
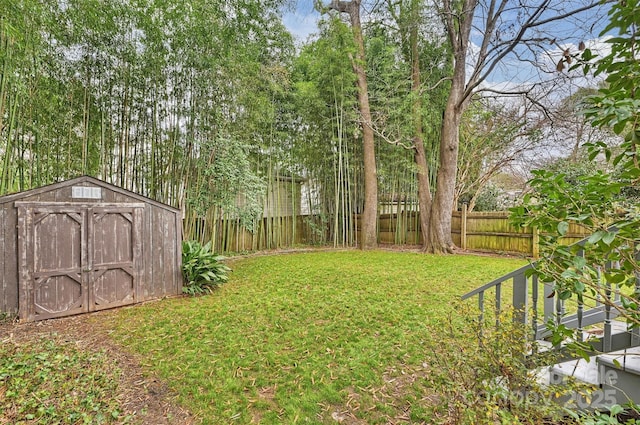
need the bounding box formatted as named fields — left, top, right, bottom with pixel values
left=17, top=202, right=143, bottom=321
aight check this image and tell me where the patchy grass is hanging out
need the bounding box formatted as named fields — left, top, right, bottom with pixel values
left=106, top=251, right=525, bottom=424
left=0, top=335, right=130, bottom=424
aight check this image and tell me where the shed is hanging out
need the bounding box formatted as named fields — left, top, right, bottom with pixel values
left=262, top=175, right=305, bottom=218
left=0, top=176, right=182, bottom=322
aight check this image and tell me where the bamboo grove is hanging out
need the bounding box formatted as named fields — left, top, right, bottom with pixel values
left=2, top=0, right=593, bottom=252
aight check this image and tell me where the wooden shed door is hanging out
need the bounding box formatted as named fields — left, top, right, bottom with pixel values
left=18, top=204, right=142, bottom=321
left=88, top=207, right=139, bottom=311
left=25, top=207, right=86, bottom=321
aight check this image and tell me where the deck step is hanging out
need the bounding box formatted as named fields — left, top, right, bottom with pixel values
left=550, top=358, right=600, bottom=386
left=545, top=323, right=640, bottom=410
left=534, top=321, right=630, bottom=358
left=547, top=345, right=640, bottom=409
left=547, top=324, right=637, bottom=383
left=598, top=347, right=640, bottom=406
left=597, top=346, right=640, bottom=375
left=546, top=358, right=608, bottom=410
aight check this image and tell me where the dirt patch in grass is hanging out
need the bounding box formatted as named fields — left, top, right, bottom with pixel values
left=0, top=312, right=193, bottom=425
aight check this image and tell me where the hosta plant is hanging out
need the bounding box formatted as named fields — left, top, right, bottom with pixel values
left=182, top=240, right=231, bottom=296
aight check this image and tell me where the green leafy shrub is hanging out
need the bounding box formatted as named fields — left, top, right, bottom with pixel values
left=181, top=240, right=230, bottom=296
left=425, top=304, right=588, bottom=424
left=577, top=404, right=640, bottom=425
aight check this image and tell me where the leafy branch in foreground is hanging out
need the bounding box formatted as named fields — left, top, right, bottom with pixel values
left=510, top=0, right=640, bottom=336
left=182, top=240, right=231, bottom=296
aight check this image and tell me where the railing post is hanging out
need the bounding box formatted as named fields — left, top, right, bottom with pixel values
left=531, top=274, right=540, bottom=339
left=604, top=282, right=613, bottom=353
left=543, top=281, right=555, bottom=324
left=634, top=300, right=640, bottom=347
left=633, top=248, right=640, bottom=347
left=555, top=296, right=564, bottom=325
left=577, top=249, right=585, bottom=342
left=495, top=283, right=502, bottom=328
left=513, top=274, right=528, bottom=326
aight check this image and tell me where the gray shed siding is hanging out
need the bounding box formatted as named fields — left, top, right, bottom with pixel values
left=0, top=176, right=182, bottom=320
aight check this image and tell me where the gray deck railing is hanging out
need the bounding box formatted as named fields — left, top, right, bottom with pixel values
left=461, top=243, right=640, bottom=354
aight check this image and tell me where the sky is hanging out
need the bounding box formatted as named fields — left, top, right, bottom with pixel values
left=282, top=2, right=320, bottom=42
left=278, top=1, right=617, bottom=174
left=280, top=0, right=611, bottom=108
left=282, top=1, right=610, bottom=81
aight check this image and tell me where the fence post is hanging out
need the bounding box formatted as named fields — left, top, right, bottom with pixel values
left=532, top=226, right=539, bottom=258
left=461, top=203, right=468, bottom=250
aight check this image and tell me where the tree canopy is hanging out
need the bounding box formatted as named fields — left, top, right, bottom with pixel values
left=0, top=0, right=617, bottom=251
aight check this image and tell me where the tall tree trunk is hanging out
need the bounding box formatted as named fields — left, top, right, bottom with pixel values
left=327, top=0, right=378, bottom=249
left=427, top=0, right=475, bottom=253
left=428, top=76, right=465, bottom=253
left=414, top=129, right=432, bottom=250
left=407, top=0, right=433, bottom=252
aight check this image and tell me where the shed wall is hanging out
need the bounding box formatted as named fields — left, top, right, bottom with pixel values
left=0, top=177, right=182, bottom=318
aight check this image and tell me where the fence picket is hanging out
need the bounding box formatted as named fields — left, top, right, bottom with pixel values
left=201, top=211, right=590, bottom=254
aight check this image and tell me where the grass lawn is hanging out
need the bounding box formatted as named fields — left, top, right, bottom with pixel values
left=104, top=250, right=525, bottom=424
left=0, top=336, right=127, bottom=424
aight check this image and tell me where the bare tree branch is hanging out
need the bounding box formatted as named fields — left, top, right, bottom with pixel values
left=450, top=0, right=606, bottom=109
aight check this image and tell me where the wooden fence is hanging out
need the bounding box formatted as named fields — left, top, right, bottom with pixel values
left=451, top=207, right=589, bottom=256
left=208, top=215, right=316, bottom=253
left=209, top=208, right=591, bottom=256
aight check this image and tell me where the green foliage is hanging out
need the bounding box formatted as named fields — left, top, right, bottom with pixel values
left=425, top=305, right=577, bottom=424
left=542, top=155, right=603, bottom=187
left=290, top=17, right=362, bottom=246
left=106, top=251, right=524, bottom=424
left=0, top=0, right=293, bottom=245
left=0, top=311, right=11, bottom=324
left=290, top=6, right=451, bottom=246
left=181, top=240, right=231, bottom=296
left=186, top=136, right=266, bottom=232
left=511, top=0, right=640, bottom=342
left=0, top=0, right=448, bottom=250
left=364, top=9, right=450, bottom=199
left=578, top=404, right=640, bottom=425
left=459, top=183, right=501, bottom=211
left=0, top=337, right=129, bottom=424
left=580, top=0, right=640, bottom=137
left=511, top=166, right=640, bottom=333
left=539, top=153, right=640, bottom=206
left=579, top=0, right=640, bottom=182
